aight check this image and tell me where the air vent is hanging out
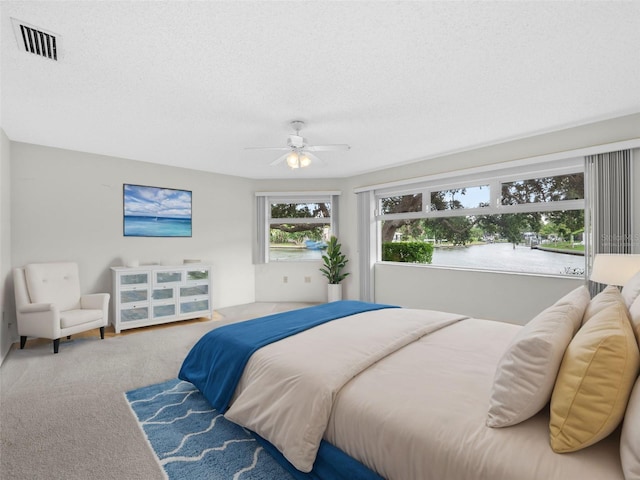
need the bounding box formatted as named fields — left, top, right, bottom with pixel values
left=11, top=18, right=60, bottom=61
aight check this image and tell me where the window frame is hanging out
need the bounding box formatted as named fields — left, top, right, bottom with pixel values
left=255, top=191, right=341, bottom=263
left=373, top=158, right=585, bottom=275
left=376, top=162, right=583, bottom=220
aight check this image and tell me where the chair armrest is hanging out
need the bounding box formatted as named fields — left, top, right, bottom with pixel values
left=81, top=293, right=110, bottom=310
left=16, top=304, right=60, bottom=339
left=19, top=303, right=56, bottom=314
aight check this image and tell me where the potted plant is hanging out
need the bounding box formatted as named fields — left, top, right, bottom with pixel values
left=320, top=236, right=350, bottom=302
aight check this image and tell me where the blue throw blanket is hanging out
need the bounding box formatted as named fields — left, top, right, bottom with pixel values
left=179, top=300, right=397, bottom=412
left=178, top=300, right=396, bottom=480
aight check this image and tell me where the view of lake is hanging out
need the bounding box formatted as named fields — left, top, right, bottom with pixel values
left=270, top=242, right=585, bottom=276
left=430, top=242, right=584, bottom=275
left=270, top=247, right=324, bottom=261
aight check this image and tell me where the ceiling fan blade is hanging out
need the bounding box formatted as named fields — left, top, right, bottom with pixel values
left=306, top=144, right=351, bottom=152
left=245, top=146, right=290, bottom=151
left=269, top=153, right=290, bottom=166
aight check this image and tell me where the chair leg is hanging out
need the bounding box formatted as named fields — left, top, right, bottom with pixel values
left=20, top=336, right=27, bottom=349
left=53, top=339, right=60, bottom=354
left=100, top=326, right=105, bottom=340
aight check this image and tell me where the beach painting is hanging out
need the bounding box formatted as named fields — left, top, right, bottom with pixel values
left=123, top=184, right=192, bottom=237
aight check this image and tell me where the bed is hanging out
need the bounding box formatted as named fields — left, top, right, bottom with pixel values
left=179, top=283, right=640, bottom=480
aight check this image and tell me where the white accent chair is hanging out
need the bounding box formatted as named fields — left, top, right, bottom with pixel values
left=14, top=262, right=110, bottom=354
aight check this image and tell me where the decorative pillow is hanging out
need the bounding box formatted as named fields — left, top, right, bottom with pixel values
left=622, top=270, right=640, bottom=309
left=549, top=302, right=640, bottom=453
left=621, top=375, right=640, bottom=480
left=486, top=286, right=590, bottom=428
left=581, top=285, right=627, bottom=326
left=629, top=295, right=640, bottom=343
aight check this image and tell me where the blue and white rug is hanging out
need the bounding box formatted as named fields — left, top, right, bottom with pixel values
left=125, top=378, right=294, bottom=479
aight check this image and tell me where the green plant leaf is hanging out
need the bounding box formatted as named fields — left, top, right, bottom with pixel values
left=320, top=235, right=349, bottom=284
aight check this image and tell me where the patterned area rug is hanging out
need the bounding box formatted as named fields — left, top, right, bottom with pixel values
left=125, top=378, right=294, bottom=479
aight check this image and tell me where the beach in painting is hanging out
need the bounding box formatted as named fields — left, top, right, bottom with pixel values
left=124, top=215, right=192, bottom=237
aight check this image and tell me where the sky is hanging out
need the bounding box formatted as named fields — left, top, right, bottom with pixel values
left=123, top=184, right=192, bottom=218
left=437, top=185, right=490, bottom=209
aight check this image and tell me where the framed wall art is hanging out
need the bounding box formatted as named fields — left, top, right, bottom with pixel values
left=123, top=184, right=192, bottom=237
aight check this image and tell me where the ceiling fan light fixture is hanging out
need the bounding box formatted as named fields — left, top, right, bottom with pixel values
left=299, top=154, right=311, bottom=168
left=246, top=120, right=348, bottom=169
left=286, top=151, right=300, bottom=168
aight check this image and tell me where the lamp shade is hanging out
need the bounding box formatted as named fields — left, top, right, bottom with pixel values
left=286, top=152, right=299, bottom=168
left=299, top=154, right=311, bottom=167
left=590, top=254, right=640, bottom=286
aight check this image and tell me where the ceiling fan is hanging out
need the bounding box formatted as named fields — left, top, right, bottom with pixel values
left=246, top=120, right=350, bottom=169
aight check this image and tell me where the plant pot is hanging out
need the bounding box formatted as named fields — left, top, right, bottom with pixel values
left=327, top=284, right=343, bottom=303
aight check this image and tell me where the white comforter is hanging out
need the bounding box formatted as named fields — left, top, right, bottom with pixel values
left=225, top=309, right=624, bottom=480
left=225, top=308, right=465, bottom=472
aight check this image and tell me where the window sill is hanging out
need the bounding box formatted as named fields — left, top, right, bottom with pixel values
left=376, top=261, right=586, bottom=281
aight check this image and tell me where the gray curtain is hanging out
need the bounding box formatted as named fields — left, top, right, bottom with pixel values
left=357, top=190, right=376, bottom=302
left=585, top=149, right=633, bottom=295
left=331, top=194, right=340, bottom=239
left=254, top=196, right=268, bottom=264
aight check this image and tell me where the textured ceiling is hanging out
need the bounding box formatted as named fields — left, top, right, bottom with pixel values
left=2, top=1, right=639, bottom=179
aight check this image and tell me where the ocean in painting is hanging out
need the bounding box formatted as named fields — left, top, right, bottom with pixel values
left=124, top=216, right=192, bottom=237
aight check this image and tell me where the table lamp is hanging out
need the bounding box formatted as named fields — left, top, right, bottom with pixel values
left=590, top=254, right=640, bottom=286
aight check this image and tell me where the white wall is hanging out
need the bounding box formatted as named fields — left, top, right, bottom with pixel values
left=10, top=143, right=256, bottom=328
left=375, top=264, right=584, bottom=325
left=0, top=129, right=13, bottom=364
left=347, top=113, right=640, bottom=190
left=254, top=262, right=327, bottom=303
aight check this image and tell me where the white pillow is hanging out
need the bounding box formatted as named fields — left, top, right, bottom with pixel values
left=622, top=270, right=640, bottom=309
left=620, top=373, right=640, bottom=479
left=487, top=286, right=590, bottom=428
left=620, top=283, right=640, bottom=478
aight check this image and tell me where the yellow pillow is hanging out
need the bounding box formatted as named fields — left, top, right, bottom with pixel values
left=581, top=285, right=626, bottom=326
left=549, top=302, right=640, bottom=453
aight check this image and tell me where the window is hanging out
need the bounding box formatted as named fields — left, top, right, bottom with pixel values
left=255, top=192, right=340, bottom=263
left=374, top=160, right=585, bottom=276
left=270, top=201, right=331, bottom=261
left=431, top=185, right=490, bottom=211
left=379, top=193, right=423, bottom=214
left=501, top=173, right=584, bottom=205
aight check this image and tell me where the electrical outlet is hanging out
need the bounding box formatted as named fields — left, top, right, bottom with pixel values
left=304, top=276, right=311, bottom=283
left=283, top=276, right=288, bottom=283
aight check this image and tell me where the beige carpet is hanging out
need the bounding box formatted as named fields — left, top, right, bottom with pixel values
left=0, top=302, right=311, bottom=480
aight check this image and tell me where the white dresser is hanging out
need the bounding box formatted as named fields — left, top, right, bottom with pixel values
left=111, top=264, right=213, bottom=333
